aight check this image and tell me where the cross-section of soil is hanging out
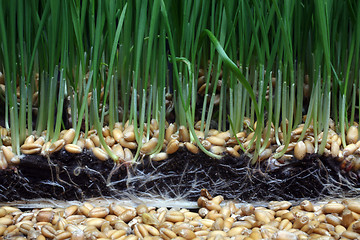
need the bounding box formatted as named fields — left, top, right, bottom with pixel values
left=0, top=149, right=359, bottom=202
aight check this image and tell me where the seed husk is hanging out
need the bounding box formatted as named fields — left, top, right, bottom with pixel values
left=105, top=136, right=115, bottom=147
left=179, top=126, right=190, bottom=142
left=276, top=143, right=295, bottom=153
left=226, top=147, right=240, bottom=158
left=194, top=130, right=205, bottom=140
left=194, top=120, right=203, bottom=130
left=304, top=140, right=315, bottom=154
left=41, top=142, right=51, bottom=155
left=150, top=152, right=168, bottom=161
left=222, top=216, right=234, bottom=231
left=198, top=83, right=208, bottom=95
left=205, top=201, right=222, bottom=212
left=279, top=219, right=292, bottom=231
left=150, top=119, right=159, bottom=131
left=36, top=210, right=54, bottom=222
left=331, top=134, right=339, bottom=143
left=143, top=224, right=159, bottom=236
left=294, top=141, right=306, bottom=160
left=207, top=230, right=227, bottom=238
left=108, top=229, right=126, bottom=239
left=166, top=139, right=179, bottom=154
left=124, top=131, right=135, bottom=142
left=210, top=145, right=225, bottom=155
left=233, top=145, right=241, bottom=152
left=352, top=221, right=360, bottom=233
left=216, top=131, right=231, bottom=141
left=178, top=228, right=196, bottom=239
left=300, top=200, right=314, bottom=212
left=65, top=215, right=87, bottom=226
left=24, top=135, right=35, bottom=144
left=141, top=138, right=158, bottom=154
left=343, top=143, right=358, bottom=156
left=2, top=206, right=19, bottom=214
left=1, top=146, right=14, bottom=163
left=226, top=137, right=238, bottom=146
left=160, top=228, right=177, bottom=239
left=325, top=214, right=341, bottom=227
left=64, top=206, right=78, bottom=218
left=0, top=124, right=6, bottom=136
left=0, top=217, right=13, bottom=225
left=185, top=142, right=199, bottom=154
left=133, top=223, right=147, bottom=238
left=141, top=213, right=159, bottom=227
left=347, top=126, right=359, bottom=144
left=91, top=134, right=103, bottom=147
left=331, top=141, right=340, bottom=157
left=254, top=210, right=271, bottom=224
left=245, top=132, right=255, bottom=142
left=134, top=205, right=147, bottom=216
left=347, top=201, right=360, bottom=214
left=165, top=124, right=176, bottom=142
left=273, top=230, right=298, bottom=240
left=292, top=215, right=309, bottom=229
left=109, top=204, right=125, bottom=216
left=1, top=134, right=10, bottom=146
left=41, top=225, right=56, bottom=238
left=120, top=209, right=136, bottom=223
left=201, top=139, right=211, bottom=150
left=112, top=144, right=125, bottom=159
left=119, top=138, right=137, bottom=150
left=200, top=188, right=213, bottom=199
left=47, top=139, right=65, bottom=154
left=342, top=230, right=360, bottom=239
left=92, top=147, right=108, bottom=161
left=292, top=125, right=305, bottom=135
left=207, top=136, right=225, bottom=146
left=18, top=222, right=33, bottom=235
left=62, top=128, right=75, bottom=144
left=88, top=207, right=109, bottom=218
left=86, top=218, right=106, bottom=228
left=322, top=203, right=345, bottom=214
left=85, top=139, right=95, bottom=150
left=232, top=132, right=245, bottom=142
left=269, top=201, right=292, bottom=211
left=55, top=231, right=71, bottom=240
left=64, top=144, right=82, bottom=154
left=123, top=123, right=133, bottom=134
left=124, top=148, right=133, bottom=162
left=342, top=209, right=354, bottom=228
left=259, top=148, right=272, bottom=161
left=113, top=128, right=124, bottom=143
left=170, top=133, right=179, bottom=141
left=243, top=140, right=255, bottom=152
left=102, top=127, right=110, bottom=138
left=20, top=143, right=42, bottom=155
left=76, top=138, right=85, bottom=148
left=0, top=154, right=7, bottom=169
left=165, top=211, right=185, bottom=223
left=113, top=122, right=123, bottom=130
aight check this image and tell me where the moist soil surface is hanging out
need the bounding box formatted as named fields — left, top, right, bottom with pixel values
left=1, top=149, right=359, bottom=203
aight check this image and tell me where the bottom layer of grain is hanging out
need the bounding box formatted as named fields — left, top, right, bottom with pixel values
left=1, top=193, right=360, bottom=240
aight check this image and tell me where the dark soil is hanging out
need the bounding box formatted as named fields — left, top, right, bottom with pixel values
left=1, top=149, right=359, bottom=202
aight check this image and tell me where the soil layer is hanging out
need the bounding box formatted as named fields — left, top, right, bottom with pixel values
left=0, top=149, right=359, bottom=202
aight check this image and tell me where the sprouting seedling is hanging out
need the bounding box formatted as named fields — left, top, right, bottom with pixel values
left=202, top=29, right=262, bottom=163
